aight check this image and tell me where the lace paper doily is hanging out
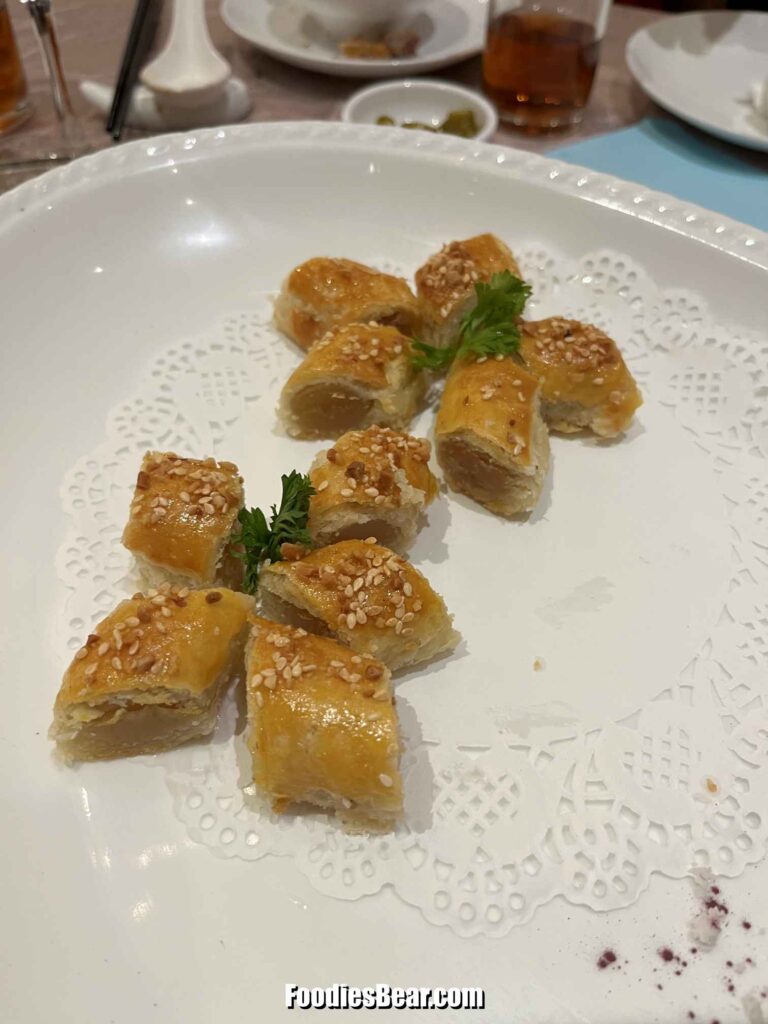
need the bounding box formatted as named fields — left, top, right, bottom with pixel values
left=56, top=245, right=768, bottom=938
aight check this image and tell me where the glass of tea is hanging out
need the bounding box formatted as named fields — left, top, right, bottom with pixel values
left=483, top=0, right=612, bottom=132
left=0, top=0, right=31, bottom=136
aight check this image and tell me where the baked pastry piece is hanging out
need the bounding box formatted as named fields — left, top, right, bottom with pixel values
left=50, top=587, right=253, bottom=762
left=274, top=257, right=420, bottom=351
left=520, top=317, right=643, bottom=437
left=308, top=425, right=438, bottom=552
left=122, top=451, right=244, bottom=589
left=279, top=323, right=425, bottom=439
left=259, top=539, right=459, bottom=672
left=246, top=617, right=402, bottom=832
left=415, top=233, right=522, bottom=348
left=435, top=357, right=550, bottom=517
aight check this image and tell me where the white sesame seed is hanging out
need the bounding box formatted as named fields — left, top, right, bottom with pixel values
left=252, top=673, right=263, bottom=687
left=125, top=616, right=140, bottom=627
left=255, top=691, right=264, bottom=707
left=97, top=642, right=109, bottom=657
left=317, top=480, right=329, bottom=492
left=346, top=612, right=357, bottom=630
left=75, top=648, right=88, bottom=661
left=161, top=605, right=172, bottom=617
left=111, top=656, right=122, bottom=671
left=85, top=664, right=97, bottom=677
left=379, top=774, right=393, bottom=788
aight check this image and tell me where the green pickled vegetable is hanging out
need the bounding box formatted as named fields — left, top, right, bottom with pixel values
left=440, top=108, right=479, bottom=138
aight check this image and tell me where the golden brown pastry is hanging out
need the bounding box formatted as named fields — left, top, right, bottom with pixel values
left=122, top=451, right=244, bottom=589
left=520, top=318, right=642, bottom=437
left=279, top=323, right=425, bottom=439
left=308, top=425, right=439, bottom=552
left=259, top=539, right=459, bottom=672
left=246, top=617, right=402, bottom=832
left=415, top=233, right=522, bottom=348
left=50, top=587, right=253, bottom=761
left=274, top=257, right=420, bottom=351
left=435, top=357, right=549, bottom=517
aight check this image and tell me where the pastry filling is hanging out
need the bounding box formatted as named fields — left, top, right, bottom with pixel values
left=315, top=516, right=410, bottom=552
left=290, top=384, right=373, bottom=436
left=259, top=589, right=333, bottom=638
left=440, top=437, right=519, bottom=504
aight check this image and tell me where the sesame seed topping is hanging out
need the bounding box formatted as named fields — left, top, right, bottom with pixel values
left=379, top=773, right=393, bottom=788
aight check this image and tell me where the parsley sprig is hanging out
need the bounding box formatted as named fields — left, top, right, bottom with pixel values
left=232, top=471, right=315, bottom=594
left=411, top=271, right=532, bottom=372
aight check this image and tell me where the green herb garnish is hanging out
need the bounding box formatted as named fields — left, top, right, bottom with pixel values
left=411, top=270, right=532, bottom=372
left=232, top=470, right=315, bottom=594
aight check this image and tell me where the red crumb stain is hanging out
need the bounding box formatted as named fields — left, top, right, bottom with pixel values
left=659, top=947, right=675, bottom=963
left=597, top=949, right=618, bottom=970
left=742, top=920, right=752, bottom=930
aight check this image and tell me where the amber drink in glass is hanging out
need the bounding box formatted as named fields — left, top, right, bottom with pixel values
left=483, top=0, right=611, bottom=131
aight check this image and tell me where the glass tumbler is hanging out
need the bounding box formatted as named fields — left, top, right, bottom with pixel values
left=482, top=0, right=612, bottom=131
left=0, top=0, right=31, bottom=135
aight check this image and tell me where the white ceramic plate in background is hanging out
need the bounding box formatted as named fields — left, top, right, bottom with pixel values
left=221, top=0, right=487, bottom=78
left=341, top=78, right=498, bottom=139
left=2, top=124, right=768, bottom=1023
left=627, top=10, right=768, bottom=152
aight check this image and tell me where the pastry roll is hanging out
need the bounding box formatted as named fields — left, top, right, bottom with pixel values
left=259, top=539, right=459, bottom=672
left=122, top=451, right=244, bottom=589
left=520, top=318, right=642, bottom=437
left=274, top=257, right=421, bottom=351
left=50, top=587, right=253, bottom=761
left=246, top=617, right=402, bottom=832
left=279, top=323, right=425, bottom=439
left=435, top=357, right=550, bottom=517
left=415, top=233, right=522, bottom=348
left=308, top=425, right=439, bottom=552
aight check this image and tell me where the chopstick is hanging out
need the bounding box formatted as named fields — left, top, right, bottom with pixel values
left=106, top=0, right=160, bottom=141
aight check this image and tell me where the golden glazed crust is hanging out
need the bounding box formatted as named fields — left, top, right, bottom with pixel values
left=55, top=588, right=253, bottom=707
left=274, top=257, right=421, bottom=351
left=308, top=427, right=439, bottom=552
left=259, top=540, right=459, bottom=672
left=519, top=318, right=643, bottom=437
left=51, top=588, right=254, bottom=761
left=436, top=357, right=540, bottom=467
left=435, top=358, right=550, bottom=517
left=279, top=324, right=426, bottom=439
left=310, top=427, right=437, bottom=514
left=415, top=233, right=522, bottom=347
left=121, top=451, right=244, bottom=584
left=246, top=617, right=402, bottom=830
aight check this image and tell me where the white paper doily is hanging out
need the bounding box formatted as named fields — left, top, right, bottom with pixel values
left=55, top=245, right=768, bottom=938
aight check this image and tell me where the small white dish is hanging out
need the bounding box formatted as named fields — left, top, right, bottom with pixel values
left=292, top=0, right=416, bottom=41
left=627, top=11, right=768, bottom=153
left=220, top=0, right=486, bottom=79
left=341, top=78, right=497, bottom=141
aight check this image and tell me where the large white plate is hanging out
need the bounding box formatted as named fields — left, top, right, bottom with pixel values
left=2, top=124, right=768, bottom=1022
left=627, top=11, right=768, bottom=152
left=221, top=0, right=486, bottom=78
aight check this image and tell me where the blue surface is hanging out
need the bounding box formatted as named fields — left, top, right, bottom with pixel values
left=550, top=117, right=768, bottom=232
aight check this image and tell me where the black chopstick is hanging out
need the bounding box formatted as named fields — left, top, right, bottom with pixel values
left=106, top=0, right=161, bottom=141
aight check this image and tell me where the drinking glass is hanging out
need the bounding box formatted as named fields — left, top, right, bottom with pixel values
left=482, top=0, right=612, bottom=132
left=0, top=0, right=31, bottom=135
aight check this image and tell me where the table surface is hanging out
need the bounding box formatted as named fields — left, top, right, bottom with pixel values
left=0, top=0, right=659, bottom=192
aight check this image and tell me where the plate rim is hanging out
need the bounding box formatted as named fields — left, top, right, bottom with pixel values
left=1, top=121, right=766, bottom=268
left=219, top=0, right=486, bottom=78
left=626, top=10, right=768, bottom=154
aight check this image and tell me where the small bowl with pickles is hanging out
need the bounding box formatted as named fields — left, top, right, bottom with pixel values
left=341, top=78, right=498, bottom=142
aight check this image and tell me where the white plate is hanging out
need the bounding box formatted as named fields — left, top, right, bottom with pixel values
left=627, top=11, right=768, bottom=152
left=341, top=77, right=498, bottom=139
left=2, top=123, right=768, bottom=1022
left=221, top=0, right=487, bottom=78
